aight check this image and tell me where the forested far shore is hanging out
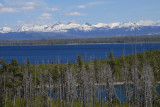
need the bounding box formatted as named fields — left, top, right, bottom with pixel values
left=0, top=35, right=160, bottom=46
left=0, top=49, right=160, bottom=107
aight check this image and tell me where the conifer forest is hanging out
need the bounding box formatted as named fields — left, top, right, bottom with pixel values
left=0, top=50, right=160, bottom=107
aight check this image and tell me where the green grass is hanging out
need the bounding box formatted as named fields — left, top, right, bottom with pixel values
left=3, top=98, right=131, bottom=107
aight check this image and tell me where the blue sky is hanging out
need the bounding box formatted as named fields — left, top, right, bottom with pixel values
left=0, top=0, right=160, bottom=27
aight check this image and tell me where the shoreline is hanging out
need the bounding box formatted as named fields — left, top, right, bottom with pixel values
left=95, top=81, right=160, bottom=85
left=36, top=81, right=160, bottom=88
left=0, top=42, right=159, bottom=46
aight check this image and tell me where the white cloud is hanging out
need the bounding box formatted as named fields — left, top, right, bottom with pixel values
left=41, top=13, right=52, bottom=17
left=0, top=1, right=60, bottom=15
left=76, top=5, right=86, bottom=9
left=136, top=20, right=154, bottom=26
left=21, top=2, right=38, bottom=11
left=25, top=2, right=37, bottom=6
left=46, top=8, right=59, bottom=11
left=12, top=1, right=38, bottom=7
left=0, top=8, right=18, bottom=13
left=74, top=1, right=108, bottom=9
left=0, top=1, right=38, bottom=14
left=38, top=13, right=52, bottom=20
left=16, top=20, right=25, bottom=26
left=87, top=1, right=107, bottom=7
left=0, top=6, right=34, bottom=14
left=67, top=12, right=86, bottom=16
left=0, top=3, right=3, bottom=7
left=156, top=20, right=160, bottom=23
left=21, top=6, right=34, bottom=10
left=17, top=20, right=24, bottom=23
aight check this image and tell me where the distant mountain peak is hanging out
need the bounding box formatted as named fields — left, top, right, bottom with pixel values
left=52, top=22, right=62, bottom=26
left=0, top=21, right=160, bottom=35
left=67, top=22, right=74, bottom=25
left=84, top=22, right=92, bottom=26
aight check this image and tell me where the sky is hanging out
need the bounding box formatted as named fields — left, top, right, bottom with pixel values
left=0, top=0, right=160, bottom=27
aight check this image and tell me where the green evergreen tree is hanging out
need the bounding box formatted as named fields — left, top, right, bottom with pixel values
left=76, top=55, right=83, bottom=69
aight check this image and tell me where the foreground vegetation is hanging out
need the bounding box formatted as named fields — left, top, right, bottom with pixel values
left=0, top=35, right=160, bottom=46
left=0, top=49, right=160, bottom=107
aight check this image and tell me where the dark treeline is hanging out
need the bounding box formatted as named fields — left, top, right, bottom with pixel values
left=0, top=35, right=160, bottom=46
left=0, top=50, right=160, bottom=107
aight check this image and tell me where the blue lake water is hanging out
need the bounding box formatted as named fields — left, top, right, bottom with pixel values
left=0, top=43, right=160, bottom=64
left=0, top=43, right=160, bottom=102
left=48, top=85, right=160, bottom=103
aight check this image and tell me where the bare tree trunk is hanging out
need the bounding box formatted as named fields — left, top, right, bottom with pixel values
left=120, top=85, right=122, bottom=107
left=132, top=55, right=140, bottom=107
left=13, top=93, right=16, bottom=106
left=121, top=57, right=131, bottom=106
left=142, top=60, right=154, bottom=107
left=93, top=81, right=95, bottom=107
left=5, top=89, right=7, bottom=107
left=29, top=74, right=33, bottom=107
left=23, top=70, right=29, bottom=107
left=57, top=58, right=62, bottom=107
left=34, top=65, right=37, bottom=107
left=35, top=65, right=37, bottom=98
left=48, top=71, right=53, bottom=107
left=3, top=70, right=7, bottom=107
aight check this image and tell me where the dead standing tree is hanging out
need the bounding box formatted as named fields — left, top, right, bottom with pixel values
left=48, top=71, right=53, bottom=107
left=132, top=55, right=141, bottom=107
left=65, top=66, right=76, bottom=107
left=76, top=55, right=84, bottom=106
left=81, top=65, right=87, bottom=107
left=88, top=62, right=96, bottom=107
left=23, top=70, right=29, bottom=107
left=104, top=64, right=115, bottom=107
left=39, top=70, right=48, bottom=107
left=2, top=61, right=7, bottom=107
left=76, top=64, right=92, bottom=107
left=29, top=73, right=33, bottom=107
left=142, top=61, right=154, bottom=107
left=121, top=58, right=130, bottom=105
left=22, top=69, right=34, bottom=107
left=97, top=63, right=104, bottom=107
left=83, top=63, right=95, bottom=107
left=57, top=59, right=62, bottom=107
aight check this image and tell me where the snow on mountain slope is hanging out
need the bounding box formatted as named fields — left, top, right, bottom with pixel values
left=93, top=23, right=108, bottom=28
left=0, top=21, right=160, bottom=40
left=0, top=21, right=160, bottom=33
left=0, top=27, right=12, bottom=33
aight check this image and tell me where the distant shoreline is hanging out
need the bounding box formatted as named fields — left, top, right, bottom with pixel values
left=96, top=81, right=160, bottom=85
left=0, top=35, right=160, bottom=46
left=0, top=42, right=159, bottom=46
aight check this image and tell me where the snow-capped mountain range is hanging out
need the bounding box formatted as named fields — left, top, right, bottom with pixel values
left=0, top=21, right=160, bottom=40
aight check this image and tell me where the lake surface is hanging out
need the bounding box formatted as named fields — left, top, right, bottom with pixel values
left=47, top=84, right=160, bottom=103
left=0, top=43, right=160, bottom=64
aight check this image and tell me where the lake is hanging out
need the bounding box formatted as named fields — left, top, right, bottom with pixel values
left=45, top=84, right=160, bottom=103
left=0, top=43, right=160, bottom=64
